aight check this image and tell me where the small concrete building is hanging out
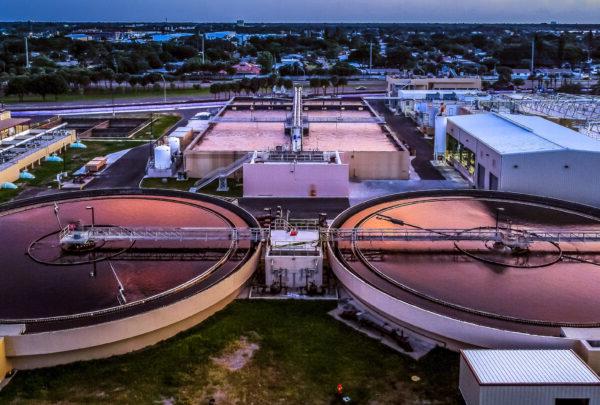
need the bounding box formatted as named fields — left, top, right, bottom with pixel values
left=387, top=76, right=482, bottom=93
left=0, top=110, right=30, bottom=140
left=445, top=113, right=600, bottom=206
left=243, top=150, right=349, bottom=198
left=265, top=225, right=323, bottom=290
left=460, top=350, right=600, bottom=405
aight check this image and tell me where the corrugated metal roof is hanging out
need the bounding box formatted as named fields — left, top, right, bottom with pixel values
left=448, top=113, right=600, bottom=155
left=463, top=350, right=600, bottom=385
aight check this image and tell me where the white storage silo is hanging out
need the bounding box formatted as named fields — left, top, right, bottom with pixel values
left=154, top=145, right=171, bottom=170
left=168, top=137, right=180, bottom=156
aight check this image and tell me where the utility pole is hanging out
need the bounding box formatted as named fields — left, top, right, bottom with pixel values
left=531, top=37, right=535, bottom=74
left=24, top=36, right=30, bottom=69
left=202, top=34, right=205, bottom=64
left=369, top=42, right=373, bottom=73
left=160, top=74, right=167, bottom=103
left=112, top=55, right=117, bottom=117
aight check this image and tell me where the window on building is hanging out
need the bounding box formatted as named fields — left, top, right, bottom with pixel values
left=446, top=135, right=475, bottom=176
left=459, top=146, right=476, bottom=176
left=446, top=134, right=460, bottom=163
left=555, top=399, right=590, bottom=405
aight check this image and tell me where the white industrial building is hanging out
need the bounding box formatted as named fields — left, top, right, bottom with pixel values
left=460, top=350, right=600, bottom=405
left=444, top=113, right=600, bottom=206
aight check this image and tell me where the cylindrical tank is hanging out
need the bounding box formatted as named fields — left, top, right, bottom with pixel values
left=328, top=190, right=600, bottom=348
left=168, top=137, right=180, bottom=156
left=154, top=145, right=171, bottom=170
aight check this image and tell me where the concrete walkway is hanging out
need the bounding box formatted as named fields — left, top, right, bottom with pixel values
left=349, top=179, right=470, bottom=205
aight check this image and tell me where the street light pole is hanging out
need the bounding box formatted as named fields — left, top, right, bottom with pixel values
left=86, top=206, right=95, bottom=228
left=160, top=74, right=167, bottom=103
left=495, top=207, right=505, bottom=238
left=24, top=36, right=30, bottom=69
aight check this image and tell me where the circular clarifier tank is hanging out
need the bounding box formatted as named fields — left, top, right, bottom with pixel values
left=0, top=190, right=259, bottom=331
left=329, top=191, right=600, bottom=340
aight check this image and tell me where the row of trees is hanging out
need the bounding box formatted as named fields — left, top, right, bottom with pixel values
left=309, top=76, right=349, bottom=95
left=2, top=70, right=190, bottom=101
left=5, top=73, right=68, bottom=101
left=207, top=75, right=351, bottom=99
left=209, top=76, right=294, bottom=98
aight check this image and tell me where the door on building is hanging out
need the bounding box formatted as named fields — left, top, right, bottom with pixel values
left=477, top=164, right=486, bottom=189
left=489, top=173, right=499, bottom=191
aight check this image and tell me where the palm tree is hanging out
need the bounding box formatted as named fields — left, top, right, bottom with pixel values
left=309, top=78, right=321, bottom=95
left=320, top=78, right=330, bottom=95
left=338, top=77, right=348, bottom=94
left=330, top=76, right=340, bottom=95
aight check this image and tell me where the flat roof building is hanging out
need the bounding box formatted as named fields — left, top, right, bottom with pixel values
left=460, top=350, right=600, bottom=405
left=444, top=113, right=600, bottom=206
left=0, top=110, right=30, bottom=140
left=184, top=97, right=410, bottom=183
left=0, top=124, right=76, bottom=185
left=387, top=76, right=482, bottom=93
left=385, top=79, right=484, bottom=120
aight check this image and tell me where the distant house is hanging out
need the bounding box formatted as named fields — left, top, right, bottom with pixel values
left=280, top=54, right=304, bottom=66
left=204, top=31, right=236, bottom=41
left=65, top=33, right=92, bottom=41
left=233, top=62, right=261, bottom=75
left=150, top=33, right=193, bottom=43
left=511, top=69, right=531, bottom=80
left=539, top=68, right=582, bottom=79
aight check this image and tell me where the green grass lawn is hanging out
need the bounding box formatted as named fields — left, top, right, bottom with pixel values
left=0, top=114, right=183, bottom=205
left=26, top=140, right=148, bottom=187
left=0, top=301, right=461, bottom=404
left=132, top=114, right=182, bottom=140
left=0, top=140, right=148, bottom=205
left=1, top=87, right=211, bottom=104
left=141, top=177, right=243, bottom=198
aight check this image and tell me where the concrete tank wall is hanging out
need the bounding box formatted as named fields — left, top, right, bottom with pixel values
left=328, top=244, right=575, bottom=350
left=0, top=188, right=262, bottom=371
left=343, top=151, right=410, bottom=180
left=185, top=151, right=247, bottom=178
left=0, top=338, right=12, bottom=386
left=5, top=245, right=261, bottom=370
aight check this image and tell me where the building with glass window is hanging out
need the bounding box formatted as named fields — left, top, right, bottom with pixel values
left=445, top=113, right=600, bottom=206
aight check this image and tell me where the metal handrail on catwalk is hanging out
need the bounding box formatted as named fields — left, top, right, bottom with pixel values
left=59, top=224, right=600, bottom=247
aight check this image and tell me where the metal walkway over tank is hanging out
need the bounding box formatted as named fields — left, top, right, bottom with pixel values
left=60, top=225, right=600, bottom=246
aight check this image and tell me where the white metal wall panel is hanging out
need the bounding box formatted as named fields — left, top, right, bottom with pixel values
left=459, top=357, right=482, bottom=405
left=500, top=150, right=600, bottom=206
left=481, top=385, right=600, bottom=405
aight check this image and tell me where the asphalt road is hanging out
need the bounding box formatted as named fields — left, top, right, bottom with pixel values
left=371, top=101, right=445, bottom=181
left=10, top=100, right=227, bottom=116
left=88, top=143, right=153, bottom=189
left=239, top=198, right=350, bottom=220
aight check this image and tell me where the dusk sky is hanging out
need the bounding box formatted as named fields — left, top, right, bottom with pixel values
left=2, top=0, right=600, bottom=23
